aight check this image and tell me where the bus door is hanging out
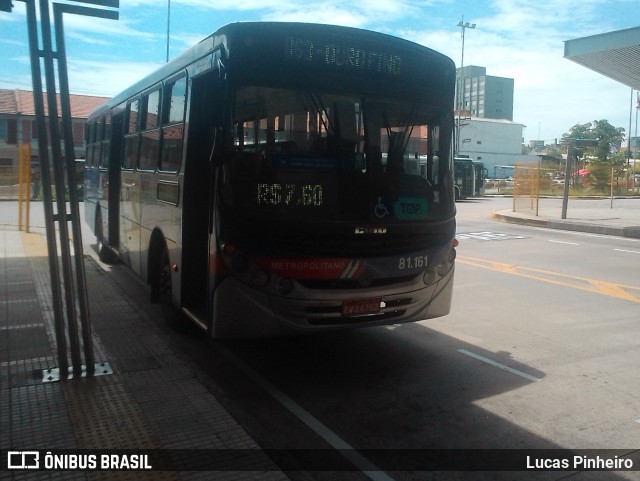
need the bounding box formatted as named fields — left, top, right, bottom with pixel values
left=107, top=109, right=123, bottom=249
left=473, top=161, right=486, bottom=196
left=180, top=71, right=221, bottom=325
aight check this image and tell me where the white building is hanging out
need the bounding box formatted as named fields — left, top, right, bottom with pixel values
left=456, top=117, right=539, bottom=178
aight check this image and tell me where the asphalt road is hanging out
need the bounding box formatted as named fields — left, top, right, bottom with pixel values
left=5, top=198, right=640, bottom=480
left=179, top=197, right=640, bottom=480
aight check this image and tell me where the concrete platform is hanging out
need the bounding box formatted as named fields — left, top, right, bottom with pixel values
left=492, top=197, right=640, bottom=239
left=1, top=223, right=288, bottom=480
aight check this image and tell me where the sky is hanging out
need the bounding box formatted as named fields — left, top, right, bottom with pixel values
left=1, top=0, right=638, bottom=144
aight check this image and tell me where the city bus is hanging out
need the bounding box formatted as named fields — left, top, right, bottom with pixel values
left=84, top=22, right=457, bottom=338
left=454, top=156, right=475, bottom=199
left=473, top=160, right=487, bottom=196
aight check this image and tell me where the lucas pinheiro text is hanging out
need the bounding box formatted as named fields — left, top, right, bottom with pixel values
left=526, top=455, right=633, bottom=470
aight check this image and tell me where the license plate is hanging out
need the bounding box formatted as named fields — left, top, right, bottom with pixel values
left=341, top=298, right=382, bottom=317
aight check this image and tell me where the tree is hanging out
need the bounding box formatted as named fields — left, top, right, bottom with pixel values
left=562, top=120, right=627, bottom=192
left=561, top=123, right=594, bottom=162
left=562, top=120, right=626, bottom=164
left=591, top=119, right=625, bottom=164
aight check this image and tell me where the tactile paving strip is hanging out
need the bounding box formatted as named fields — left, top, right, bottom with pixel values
left=4, top=228, right=288, bottom=480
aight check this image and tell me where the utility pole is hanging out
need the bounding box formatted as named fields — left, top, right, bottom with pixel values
left=166, top=0, right=171, bottom=62
left=561, top=140, right=572, bottom=219
left=456, top=17, right=476, bottom=112
left=561, top=138, right=598, bottom=219
left=455, top=17, right=476, bottom=156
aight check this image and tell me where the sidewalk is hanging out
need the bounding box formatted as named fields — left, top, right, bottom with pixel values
left=0, top=225, right=288, bottom=480
left=492, top=197, right=640, bottom=239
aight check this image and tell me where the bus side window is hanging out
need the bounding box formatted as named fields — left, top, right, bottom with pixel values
left=139, top=88, right=161, bottom=171
left=123, top=99, right=140, bottom=170
left=160, top=75, right=186, bottom=172
left=85, top=121, right=94, bottom=167
left=91, top=119, right=102, bottom=168
left=100, top=113, right=111, bottom=169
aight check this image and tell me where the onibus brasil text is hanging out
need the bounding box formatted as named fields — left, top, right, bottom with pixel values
left=7, top=451, right=152, bottom=470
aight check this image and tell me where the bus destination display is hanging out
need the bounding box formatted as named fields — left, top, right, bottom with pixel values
left=256, top=182, right=323, bottom=207
left=286, top=37, right=402, bottom=76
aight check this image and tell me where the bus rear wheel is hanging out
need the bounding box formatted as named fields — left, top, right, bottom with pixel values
left=96, top=210, right=114, bottom=263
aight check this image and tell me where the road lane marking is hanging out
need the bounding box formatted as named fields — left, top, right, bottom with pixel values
left=548, top=240, right=580, bottom=245
left=551, top=229, right=640, bottom=242
left=614, top=248, right=640, bottom=255
left=458, top=349, right=541, bottom=382
left=457, top=231, right=527, bottom=241
left=218, top=345, right=395, bottom=481
left=457, top=255, right=640, bottom=304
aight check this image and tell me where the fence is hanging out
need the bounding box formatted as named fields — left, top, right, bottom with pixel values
left=1, top=144, right=33, bottom=231
left=513, top=161, right=540, bottom=216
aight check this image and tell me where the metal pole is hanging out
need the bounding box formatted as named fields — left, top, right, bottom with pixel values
left=18, top=146, right=24, bottom=231
left=536, top=161, right=540, bottom=217
left=561, top=140, right=571, bottom=219
left=39, top=0, right=83, bottom=376
left=23, top=0, right=69, bottom=376
left=54, top=6, right=95, bottom=375
left=25, top=145, right=31, bottom=232
left=166, top=0, right=170, bottom=62
left=459, top=25, right=465, bottom=113
left=631, top=92, right=640, bottom=192
left=456, top=18, right=475, bottom=155
left=628, top=87, right=633, bottom=193
left=610, top=166, right=614, bottom=209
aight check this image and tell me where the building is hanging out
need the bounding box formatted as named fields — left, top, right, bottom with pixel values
left=453, top=65, right=534, bottom=177
left=0, top=89, right=108, bottom=179
left=456, top=65, right=514, bottom=121
left=457, top=117, right=539, bottom=178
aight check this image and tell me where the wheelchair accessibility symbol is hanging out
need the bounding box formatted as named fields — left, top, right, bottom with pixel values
left=374, top=197, right=390, bottom=218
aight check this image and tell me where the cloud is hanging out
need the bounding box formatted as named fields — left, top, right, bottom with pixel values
left=2, top=0, right=636, bottom=141
left=65, top=58, right=162, bottom=96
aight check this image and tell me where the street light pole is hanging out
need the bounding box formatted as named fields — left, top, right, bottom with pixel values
left=455, top=18, right=475, bottom=156
left=561, top=139, right=572, bottom=219
left=166, top=0, right=171, bottom=62
left=457, top=17, right=476, bottom=112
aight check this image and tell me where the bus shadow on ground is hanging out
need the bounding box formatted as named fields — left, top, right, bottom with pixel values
left=81, top=254, right=637, bottom=480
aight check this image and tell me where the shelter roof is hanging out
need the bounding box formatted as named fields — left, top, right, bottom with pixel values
left=564, top=27, right=640, bottom=90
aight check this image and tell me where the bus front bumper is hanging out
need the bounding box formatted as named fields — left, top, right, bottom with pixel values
left=210, top=265, right=454, bottom=339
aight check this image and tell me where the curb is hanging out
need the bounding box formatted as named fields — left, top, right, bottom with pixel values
left=492, top=212, right=640, bottom=239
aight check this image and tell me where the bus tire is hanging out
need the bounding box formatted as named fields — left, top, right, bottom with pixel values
left=96, top=210, right=114, bottom=263
left=158, top=246, right=188, bottom=332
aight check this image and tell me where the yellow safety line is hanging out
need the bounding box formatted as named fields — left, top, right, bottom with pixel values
left=21, top=231, right=49, bottom=257
left=457, top=255, right=640, bottom=304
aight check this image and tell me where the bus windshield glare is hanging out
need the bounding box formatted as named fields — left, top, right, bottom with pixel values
left=222, top=86, right=449, bottom=225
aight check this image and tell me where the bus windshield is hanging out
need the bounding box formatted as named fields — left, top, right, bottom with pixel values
left=221, top=85, right=451, bottom=224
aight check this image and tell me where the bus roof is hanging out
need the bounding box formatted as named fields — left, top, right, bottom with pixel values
left=90, top=22, right=455, bottom=118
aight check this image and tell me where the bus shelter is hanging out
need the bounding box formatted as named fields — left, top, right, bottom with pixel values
left=564, top=26, right=640, bottom=90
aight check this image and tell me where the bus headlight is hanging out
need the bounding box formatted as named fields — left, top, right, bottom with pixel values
left=437, top=261, right=450, bottom=277
left=275, top=278, right=293, bottom=295
left=251, top=270, right=270, bottom=288
left=423, top=269, right=437, bottom=286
